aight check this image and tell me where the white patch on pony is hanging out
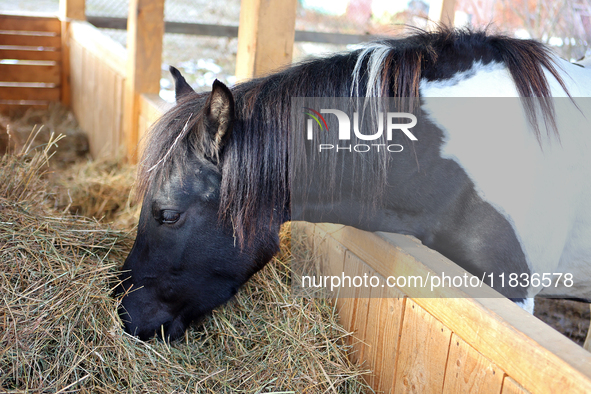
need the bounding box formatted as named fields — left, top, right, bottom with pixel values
left=420, top=60, right=591, bottom=299
left=515, top=298, right=535, bottom=314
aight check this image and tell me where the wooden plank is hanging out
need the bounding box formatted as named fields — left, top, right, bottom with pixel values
left=61, top=21, right=71, bottom=106
left=0, top=63, right=60, bottom=84
left=79, top=46, right=92, bottom=147
left=94, top=56, right=106, bottom=156
left=501, top=376, right=530, bottom=394
left=0, top=102, right=48, bottom=112
left=393, top=298, right=452, bottom=393
left=87, top=16, right=392, bottom=45
left=337, top=248, right=363, bottom=347
left=69, top=21, right=126, bottom=75
left=88, top=16, right=240, bottom=37
left=293, top=30, right=375, bottom=45
left=374, top=290, right=406, bottom=393
left=0, top=86, right=60, bottom=101
left=86, top=48, right=96, bottom=153
left=427, top=0, right=456, bottom=27
left=314, top=223, right=350, bottom=303
left=0, top=33, right=61, bottom=48
left=124, top=0, right=164, bottom=162
left=59, top=0, right=85, bottom=21
left=60, top=0, right=87, bottom=108
left=362, top=285, right=387, bottom=389
left=69, top=38, right=82, bottom=125
left=0, top=47, right=62, bottom=61
left=346, top=251, right=373, bottom=366
left=361, top=284, right=408, bottom=390
left=139, top=94, right=168, bottom=125
left=0, top=13, right=61, bottom=33
left=235, top=0, right=297, bottom=80
left=314, top=225, right=591, bottom=394
left=443, top=334, right=504, bottom=394
left=113, top=72, right=125, bottom=156
left=110, top=67, right=123, bottom=156
left=67, top=20, right=129, bottom=158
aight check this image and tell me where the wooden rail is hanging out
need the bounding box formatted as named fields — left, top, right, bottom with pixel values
left=0, top=12, right=62, bottom=112
left=86, top=16, right=383, bottom=45
left=68, top=21, right=126, bottom=158
left=295, top=222, right=591, bottom=393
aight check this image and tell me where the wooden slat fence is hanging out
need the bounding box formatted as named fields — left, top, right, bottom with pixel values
left=295, top=222, right=591, bottom=393
left=68, top=21, right=127, bottom=158
left=0, top=13, right=62, bottom=112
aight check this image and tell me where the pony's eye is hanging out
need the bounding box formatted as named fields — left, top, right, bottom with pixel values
left=160, top=210, right=181, bottom=224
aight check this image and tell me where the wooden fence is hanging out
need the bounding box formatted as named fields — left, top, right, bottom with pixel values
left=0, top=13, right=62, bottom=112
left=68, top=21, right=127, bottom=158
left=296, top=222, right=591, bottom=393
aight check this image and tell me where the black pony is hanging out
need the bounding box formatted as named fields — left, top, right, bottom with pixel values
left=118, top=27, right=591, bottom=341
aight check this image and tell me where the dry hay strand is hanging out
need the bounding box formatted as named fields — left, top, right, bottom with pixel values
left=1, top=135, right=372, bottom=393
left=0, top=130, right=64, bottom=204
left=0, top=103, right=89, bottom=165
left=50, top=156, right=140, bottom=231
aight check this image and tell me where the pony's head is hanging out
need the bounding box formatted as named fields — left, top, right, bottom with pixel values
left=117, top=67, right=282, bottom=341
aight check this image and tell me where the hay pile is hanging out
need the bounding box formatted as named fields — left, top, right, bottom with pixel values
left=0, top=133, right=371, bottom=393
left=0, top=103, right=89, bottom=165
left=50, top=156, right=140, bottom=230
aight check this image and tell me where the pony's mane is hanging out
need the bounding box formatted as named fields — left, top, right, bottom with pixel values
left=138, top=26, right=569, bottom=244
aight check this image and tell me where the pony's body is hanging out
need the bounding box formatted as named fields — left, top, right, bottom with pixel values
left=118, top=28, right=591, bottom=340
left=420, top=59, right=591, bottom=300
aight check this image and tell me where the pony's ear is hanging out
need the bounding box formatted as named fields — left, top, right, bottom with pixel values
left=169, top=66, right=195, bottom=101
left=204, top=79, right=234, bottom=155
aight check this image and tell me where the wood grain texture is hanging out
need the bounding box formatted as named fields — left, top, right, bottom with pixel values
left=137, top=93, right=168, bottom=155
left=124, top=0, right=164, bottom=162
left=69, top=21, right=126, bottom=73
left=338, top=250, right=363, bottom=353
left=0, top=14, right=64, bottom=109
left=314, top=223, right=348, bottom=301
left=345, top=251, right=373, bottom=366
left=68, top=23, right=127, bottom=159
left=0, top=63, right=60, bottom=84
left=374, top=290, right=406, bottom=393
left=0, top=102, right=47, bottom=112
left=0, top=13, right=61, bottom=32
left=0, top=33, right=61, bottom=48
left=59, top=0, right=86, bottom=21
left=394, top=298, right=452, bottom=393
left=59, top=0, right=85, bottom=108
left=501, top=376, right=530, bottom=394
left=443, top=334, right=504, bottom=394
left=0, top=48, right=62, bottom=61
left=235, top=0, right=297, bottom=80
left=0, top=86, right=60, bottom=100
left=427, top=0, right=456, bottom=27
left=311, top=224, right=591, bottom=394
left=60, top=21, right=71, bottom=106
left=363, top=284, right=386, bottom=389
left=362, top=285, right=407, bottom=391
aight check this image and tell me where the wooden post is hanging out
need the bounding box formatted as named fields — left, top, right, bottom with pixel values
left=427, top=0, right=456, bottom=28
left=124, top=0, right=165, bottom=162
left=59, top=0, right=85, bottom=107
left=235, top=0, right=297, bottom=80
